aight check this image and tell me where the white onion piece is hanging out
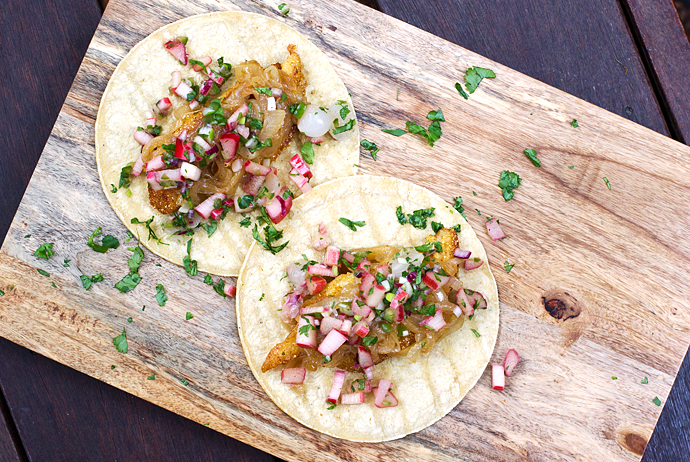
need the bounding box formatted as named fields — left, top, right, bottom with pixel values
left=198, top=125, right=213, bottom=136
left=297, top=105, right=335, bottom=137
left=193, top=136, right=211, bottom=151
left=231, top=158, right=242, bottom=172
left=266, top=96, right=276, bottom=111
left=390, top=260, right=409, bottom=279
left=264, top=172, right=281, bottom=194
left=492, top=364, right=505, bottom=390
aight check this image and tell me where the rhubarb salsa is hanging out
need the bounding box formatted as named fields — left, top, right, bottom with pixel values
left=262, top=225, right=489, bottom=407
left=121, top=37, right=356, bottom=246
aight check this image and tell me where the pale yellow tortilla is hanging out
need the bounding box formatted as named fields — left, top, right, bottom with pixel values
left=95, top=12, right=359, bottom=276
left=236, top=176, right=499, bottom=442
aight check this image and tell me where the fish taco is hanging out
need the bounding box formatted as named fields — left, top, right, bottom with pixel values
left=95, top=12, right=359, bottom=276
left=236, top=176, right=499, bottom=441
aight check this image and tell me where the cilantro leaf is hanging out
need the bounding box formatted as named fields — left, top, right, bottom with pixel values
left=426, top=108, right=445, bottom=122
left=301, top=141, right=315, bottom=164
left=471, top=328, right=481, bottom=338
left=253, top=86, right=272, bottom=95
left=571, top=119, right=578, bottom=128
left=407, top=208, right=435, bottom=229
left=119, top=164, right=134, bottom=190
left=362, top=336, right=378, bottom=346
left=464, top=66, right=496, bottom=94
left=360, top=139, right=379, bottom=160
left=288, top=102, right=306, bottom=119
left=80, top=273, right=104, bottom=290
left=127, top=246, right=144, bottom=273
left=395, top=206, right=407, bottom=225
left=213, top=279, right=226, bottom=297
left=431, top=221, right=444, bottom=233
left=239, top=216, right=252, bottom=228
left=87, top=227, right=120, bottom=253
left=382, top=128, right=406, bottom=136
left=504, top=261, right=514, bottom=273
left=148, top=374, right=156, bottom=380
left=34, top=243, right=55, bottom=260
left=183, top=239, right=198, bottom=276
left=251, top=218, right=289, bottom=255
left=131, top=217, right=166, bottom=245
left=115, top=272, right=142, bottom=293
left=63, top=259, right=71, bottom=267
left=338, top=217, right=366, bottom=231
left=37, top=269, right=50, bottom=277
left=332, top=118, right=356, bottom=135
left=524, top=148, right=541, bottom=167
left=498, top=171, right=522, bottom=201
left=155, top=284, right=168, bottom=306
left=406, top=120, right=442, bottom=147
left=204, top=274, right=213, bottom=285
left=113, top=328, right=128, bottom=353
left=455, top=82, right=469, bottom=99
left=185, top=312, right=194, bottom=320
left=603, top=177, right=611, bottom=190
left=200, top=219, right=217, bottom=238
left=653, top=396, right=662, bottom=406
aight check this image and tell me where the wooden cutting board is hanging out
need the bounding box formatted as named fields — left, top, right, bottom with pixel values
left=1, top=0, right=689, bottom=460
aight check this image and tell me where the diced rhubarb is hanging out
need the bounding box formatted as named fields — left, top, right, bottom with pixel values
left=337, top=319, right=353, bottom=336
left=323, top=246, right=339, bottom=267
left=420, top=308, right=446, bottom=331
left=363, top=366, right=374, bottom=380
left=454, top=248, right=471, bottom=259
left=492, top=364, right=505, bottom=390
left=289, top=154, right=313, bottom=179
left=308, top=263, right=337, bottom=278
left=372, top=387, right=398, bottom=408
left=503, top=349, right=522, bottom=376
left=307, top=276, right=327, bottom=295
left=164, top=39, right=188, bottom=65
left=146, top=171, right=162, bottom=191
left=289, top=168, right=312, bottom=193
left=210, top=208, right=223, bottom=221
left=156, top=97, right=172, bottom=115
left=233, top=196, right=254, bottom=214
left=457, top=289, right=474, bottom=317
left=352, top=299, right=372, bottom=318
left=180, top=162, right=201, bottom=181
left=224, top=282, right=236, bottom=297
left=341, top=392, right=365, bottom=405
left=134, top=130, right=153, bottom=146
left=275, top=191, right=292, bottom=224
left=226, top=104, right=249, bottom=130
left=174, top=81, right=193, bottom=99
left=171, top=70, right=181, bottom=89
left=352, top=320, right=369, bottom=338
left=465, top=258, right=484, bottom=271
left=363, top=379, right=372, bottom=393
left=357, top=346, right=374, bottom=368
left=374, top=379, right=393, bottom=408
left=145, top=155, right=165, bottom=171
left=132, top=154, right=144, bottom=177
left=144, top=116, right=156, bottom=126
left=191, top=55, right=212, bottom=72
left=194, top=193, right=226, bottom=219
left=464, top=289, right=487, bottom=311
left=154, top=168, right=182, bottom=183
left=244, top=160, right=272, bottom=176
left=365, top=284, right=385, bottom=308
left=320, top=316, right=342, bottom=335
left=310, top=136, right=325, bottom=144
left=318, top=329, right=348, bottom=356
left=360, top=272, right=375, bottom=297
left=219, top=133, right=239, bottom=162
left=281, top=367, right=306, bottom=385
left=207, top=69, right=224, bottom=85
left=300, top=305, right=329, bottom=315
left=486, top=218, right=506, bottom=241
left=422, top=271, right=450, bottom=290
left=376, top=264, right=391, bottom=277
left=296, top=315, right=317, bottom=349
left=242, top=174, right=265, bottom=195
left=327, top=370, right=346, bottom=403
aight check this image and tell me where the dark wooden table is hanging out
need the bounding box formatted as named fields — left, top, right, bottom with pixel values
left=1, top=0, right=689, bottom=460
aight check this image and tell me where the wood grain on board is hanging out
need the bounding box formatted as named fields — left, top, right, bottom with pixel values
left=2, top=0, right=690, bottom=461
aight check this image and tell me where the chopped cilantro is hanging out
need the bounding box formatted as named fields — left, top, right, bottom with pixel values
left=34, top=243, right=55, bottom=260
left=37, top=269, right=50, bottom=277
left=114, top=272, right=142, bottom=293
left=253, top=86, right=272, bottom=95
left=327, top=402, right=337, bottom=410
left=406, top=119, right=442, bottom=147
left=0, top=290, right=4, bottom=296
left=80, top=273, right=104, bottom=290
left=338, top=217, right=365, bottom=231
left=471, top=328, right=481, bottom=338
left=278, top=3, right=289, bottom=15
left=127, top=246, right=144, bottom=273
left=213, top=279, right=226, bottom=297
left=426, top=108, right=445, bottom=122
left=568, top=165, right=574, bottom=169
left=453, top=196, right=466, bottom=219
left=455, top=82, right=469, bottom=99
left=63, top=259, right=71, bottom=267
left=498, top=171, right=522, bottom=201
left=131, top=217, right=166, bottom=245
left=200, top=219, right=218, bottom=238
left=24, top=234, right=31, bottom=238
left=571, top=119, right=578, bottom=128
left=185, top=312, right=194, bottom=320
left=111, top=365, right=115, bottom=369
left=251, top=216, right=289, bottom=255
left=87, top=227, right=120, bottom=253
left=239, top=216, right=252, bottom=228
left=127, top=317, right=132, bottom=323
left=395, top=206, right=407, bottom=225
left=204, top=274, right=213, bottom=285
left=360, top=139, right=379, bottom=160
left=407, top=207, right=435, bottom=229
left=189, top=58, right=208, bottom=72
left=464, top=66, right=496, bottom=94
left=382, top=128, right=406, bottom=136
left=504, top=261, right=514, bottom=273
left=181, top=379, right=189, bottom=386
left=332, top=118, right=356, bottom=135
left=119, top=164, right=134, bottom=190
left=259, top=293, right=265, bottom=301
left=155, top=284, right=168, bottom=306
left=431, top=221, right=444, bottom=233
left=603, top=177, right=611, bottom=190
left=641, top=377, right=648, bottom=384
left=298, top=317, right=316, bottom=336
left=51, top=282, right=57, bottom=288
left=612, top=376, right=618, bottom=380
left=113, top=328, right=128, bottom=353
left=301, top=141, right=315, bottom=164
left=524, top=148, right=541, bottom=167
left=362, top=336, right=378, bottom=346
left=183, top=239, right=198, bottom=276
left=148, top=374, right=155, bottom=380
left=288, top=102, right=306, bottom=118
left=337, top=100, right=350, bottom=120
left=475, top=209, right=481, bottom=215
left=452, top=224, right=462, bottom=232
left=652, top=396, right=662, bottom=406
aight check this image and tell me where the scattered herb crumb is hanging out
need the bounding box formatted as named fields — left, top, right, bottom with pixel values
left=24, top=234, right=31, bottom=238
left=475, top=209, right=481, bottom=215
left=204, top=274, right=213, bottom=285
left=641, top=377, right=649, bottom=384
left=87, top=227, right=120, bottom=253
left=523, top=148, right=541, bottom=168
left=570, top=119, right=578, bottom=128
left=504, top=261, right=514, bottom=273
left=473, top=191, right=477, bottom=196
left=498, top=171, right=522, bottom=201
left=259, top=293, right=265, bottom=301
left=127, top=317, right=133, bottom=323
left=360, top=140, right=379, bottom=160
left=381, top=128, right=406, bottom=137
left=612, top=376, right=618, bottom=380
left=113, top=328, right=128, bottom=353
left=185, top=312, right=194, bottom=320
left=568, top=166, right=574, bottom=169
left=34, top=243, right=55, bottom=260
left=338, top=217, right=366, bottom=231
left=111, top=365, right=115, bottom=370
left=80, top=273, right=104, bottom=290
left=464, top=66, right=496, bottom=94
left=453, top=197, right=466, bottom=219
left=148, top=374, right=155, bottom=380
left=63, top=259, right=71, bottom=267
left=37, top=269, right=50, bottom=277
left=51, top=282, right=57, bottom=288
left=278, top=3, right=289, bottom=15
left=454, top=82, right=469, bottom=100
left=327, top=402, right=337, bottom=410
left=471, top=328, right=481, bottom=338
left=603, top=177, right=611, bottom=190
left=0, top=290, right=4, bottom=296
left=155, top=284, right=168, bottom=306
left=652, top=396, right=662, bottom=406
left=181, top=379, right=189, bottom=386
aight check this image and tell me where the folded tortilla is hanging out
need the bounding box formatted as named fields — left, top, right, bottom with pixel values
left=95, top=12, right=359, bottom=276
left=236, top=176, right=499, bottom=441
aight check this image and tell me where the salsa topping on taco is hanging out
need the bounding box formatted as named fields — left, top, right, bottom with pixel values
left=120, top=38, right=356, bottom=251
left=262, top=223, right=488, bottom=407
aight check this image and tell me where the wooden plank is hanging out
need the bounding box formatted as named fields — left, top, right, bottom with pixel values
left=0, top=337, right=272, bottom=462
left=375, top=0, right=670, bottom=138
left=3, top=0, right=690, bottom=460
left=621, top=0, right=690, bottom=142
left=0, top=402, right=21, bottom=462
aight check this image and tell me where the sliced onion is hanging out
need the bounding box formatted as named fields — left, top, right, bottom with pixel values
left=231, top=158, right=242, bottom=172
left=146, top=172, right=162, bottom=191
left=171, top=70, right=181, bottom=89
left=341, top=392, right=365, bottom=405
left=145, top=155, right=165, bottom=171
left=193, top=135, right=211, bottom=152
left=287, top=260, right=307, bottom=287
left=131, top=154, right=144, bottom=177
left=503, top=349, right=522, bottom=376
left=308, top=263, right=336, bottom=278
left=180, top=162, right=201, bottom=181
left=465, top=258, right=484, bottom=271
left=492, top=364, right=505, bottom=390
left=374, top=379, right=392, bottom=408
left=352, top=320, right=369, bottom=338
left=289, top=154, right=313, bottom=179
left=301, top=304, right=330, bottom=315
left=486, top=218, right=506, bottom=241
left=266, top=96, right=277, bottom=111
left=357, top=346, right=374, bottom=368
left=453, top=305, right=463, bottom=317
left=327, top=370, right=346, bottom=403
left=454, top=248, right=472, bottom=259
left=156, top=97, right=172, bottom=115
left=297, top=105, right=335, bottom=137
left=364, top=366, right=374, bottom=380
left=318, top=330, right=348, bottom=356
left=280, top=292, right=302, bottom=322
left=271, top=87, right=283, bottom=97
left=134, top=130, right=153, bottom=146
left=188, top=100, right=199, bottom=110
left=281, top=367, right=306, bottom=385
left=324, top=245, right=340, bottom=266
left=154, top=168, right=182, bottom=183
